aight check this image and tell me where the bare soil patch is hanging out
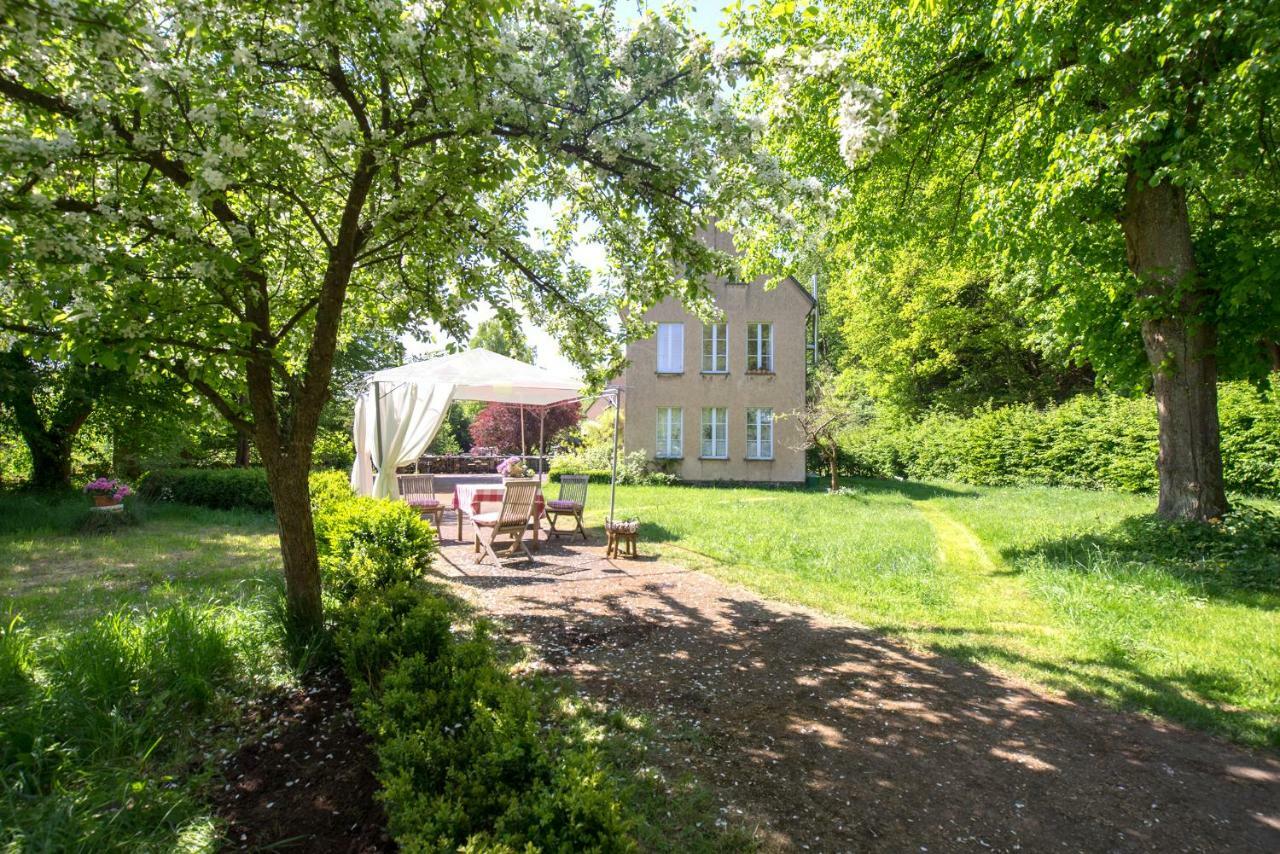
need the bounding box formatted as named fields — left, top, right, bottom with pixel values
left=436, top=537, right=1280, bottom=852
left=210, top=673, right=391, bottom=852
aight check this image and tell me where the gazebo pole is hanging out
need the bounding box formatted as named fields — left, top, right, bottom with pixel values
left=519, top=403, right=526, bottom=458
left=538, top=407, right=545, bottom=483
left=608, top=388, right=620, bottom=524
left=372, top=381, right=383, bottom=493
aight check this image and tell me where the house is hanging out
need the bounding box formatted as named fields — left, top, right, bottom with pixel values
left=622, top=229, right=815, bottom=483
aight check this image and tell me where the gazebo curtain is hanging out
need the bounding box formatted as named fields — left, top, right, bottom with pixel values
left=351, top=381, right=455, bottom=499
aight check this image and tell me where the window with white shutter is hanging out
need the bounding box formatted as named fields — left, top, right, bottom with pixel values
left=655, top=407, right=682, bottom=458
left=747, top=322, right=774, bottom=372
left=656, top=323, right=684, bottom=373
left=700, top=407, right=728, bottom=459
left=746, top=408, right=774, bottom=460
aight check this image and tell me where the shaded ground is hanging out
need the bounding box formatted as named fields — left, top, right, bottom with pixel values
left=210, top=673, right=391, bottom=853
left=435, top=530, right=1280, bottom=853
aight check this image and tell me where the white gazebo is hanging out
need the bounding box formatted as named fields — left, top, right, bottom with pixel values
left=350, top=348, right=621, bottom=518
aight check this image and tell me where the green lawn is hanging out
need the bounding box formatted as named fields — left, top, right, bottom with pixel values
left=587, top=479, right=1280, bottom=749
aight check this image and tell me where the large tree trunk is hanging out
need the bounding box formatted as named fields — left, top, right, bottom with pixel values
left=1121, top=171, right=1227, bottom=521
left=0, top=349, right=95, bottom=491
left=263, top=452, right=323, bottom=630
left=29, top=431, right=76, bottom=491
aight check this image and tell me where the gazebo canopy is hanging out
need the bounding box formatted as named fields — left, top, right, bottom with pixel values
left=366, top=348, right=582, bottom=406
left=351, top=349, right=587, bottom=498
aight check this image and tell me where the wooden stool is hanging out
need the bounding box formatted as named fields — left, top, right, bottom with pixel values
left=605, top=521, right=638, bottom=559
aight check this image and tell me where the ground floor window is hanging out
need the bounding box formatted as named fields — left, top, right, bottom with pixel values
left=655, top=406, right=682, bottom=458
left=746, top=408, right=774, bottom=460
left=700, top=407, right=728, bottom=458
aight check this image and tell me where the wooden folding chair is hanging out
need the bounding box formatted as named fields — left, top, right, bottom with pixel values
left=472, top=478, right=539, bottom=564
left=546, top=475, right=588, bottom=541
left=397, top=474, right=444, bottom=530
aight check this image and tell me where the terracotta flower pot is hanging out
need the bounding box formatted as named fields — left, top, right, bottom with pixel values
left=92, top=494, right=121, bottom=507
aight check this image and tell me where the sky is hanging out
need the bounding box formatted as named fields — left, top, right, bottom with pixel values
left=402, top=1, right=730, bottom=379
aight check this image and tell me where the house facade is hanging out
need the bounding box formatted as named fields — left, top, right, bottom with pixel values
left=622, top=234, right=814, bottom=483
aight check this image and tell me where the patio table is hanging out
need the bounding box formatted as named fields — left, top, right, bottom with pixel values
left=452, top=483, right=546, bottom=546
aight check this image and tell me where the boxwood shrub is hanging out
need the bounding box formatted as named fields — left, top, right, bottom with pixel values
left=842, top=381, right=1280, bottom=496
left=138, top=467, right=274, bottom=511
left=310, top=486, right=635, bottom=851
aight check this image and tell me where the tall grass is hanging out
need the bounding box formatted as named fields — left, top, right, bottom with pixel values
left=1, top=599, right=277, bottom=851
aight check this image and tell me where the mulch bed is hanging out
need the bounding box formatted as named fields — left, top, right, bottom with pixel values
left=210, top=672, right=393, bottom=852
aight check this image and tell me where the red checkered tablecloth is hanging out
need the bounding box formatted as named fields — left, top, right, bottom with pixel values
left=451, top=484, right=545, bottom=519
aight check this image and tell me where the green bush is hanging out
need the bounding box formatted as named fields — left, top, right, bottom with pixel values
left=309, top=468, right=355, bottom=515
left=550, top=446, right=676, bottom=485
left=843, top=382, right=1280, bottom=496
left=332, top=582, right=634, bottom=852
left=314, top=495, right=436, bottom=602
left=139, top=467, right=274, bottom=511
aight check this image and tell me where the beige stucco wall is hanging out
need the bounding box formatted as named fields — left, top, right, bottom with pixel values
left=622, top=273, right=812, bottom=483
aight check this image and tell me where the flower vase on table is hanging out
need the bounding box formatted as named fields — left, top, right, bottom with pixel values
left=496, top=456, right=533, bottom=482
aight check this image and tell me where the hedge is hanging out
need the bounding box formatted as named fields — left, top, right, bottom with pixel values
left=842, top=381, right=1280, bottom=496
left=312, top=482, right=635, bottom=851
left=138, top=467, right=274, bottom=511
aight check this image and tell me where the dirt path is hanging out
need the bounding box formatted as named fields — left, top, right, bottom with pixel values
left=435, top=537, right=1280, bottom=853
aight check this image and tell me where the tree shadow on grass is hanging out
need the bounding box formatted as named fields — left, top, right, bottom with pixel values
left=1001, top=503, right=1280, bottom=605
left=477, top=569, right=1280, bottom=851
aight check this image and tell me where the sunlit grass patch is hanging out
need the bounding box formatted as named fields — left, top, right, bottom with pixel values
left=592, top=479, right=1280, bottom=748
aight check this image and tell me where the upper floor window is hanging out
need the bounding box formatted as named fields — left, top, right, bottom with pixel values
left=655, top=407, right=683, bottom=458
left=746, top=408, right=774, bottom=460
left=700, top=407, right=728, bottom=459
left=656, top=322, right=684, bottom=373
left=702, top=323, right=728, bottom=373
left=747, top=322, right=774, bottom=372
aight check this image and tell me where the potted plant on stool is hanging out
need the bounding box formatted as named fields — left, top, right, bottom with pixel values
left=84, top=477, right=133, bottom=508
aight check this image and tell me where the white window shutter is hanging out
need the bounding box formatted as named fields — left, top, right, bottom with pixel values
left=657, top=323, right=684, bottom=373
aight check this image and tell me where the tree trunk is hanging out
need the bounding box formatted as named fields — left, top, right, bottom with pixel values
left=234, top=394, right=252, bottom=467
left=235, top=433, right=252, bottom=468
left=827, top=443, right=839, bottom=492
left=1121, top=170, right=1227, bottom=521
left=263, top=452, right=323, bottom=630
left=29, top=431, right=75, bottom=491
left=0, top=349, right=94, bottom=492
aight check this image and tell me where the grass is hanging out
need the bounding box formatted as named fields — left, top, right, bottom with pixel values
left=586, top=478, right=1280, bottom=749
left=0, top=491, right=287, bottom=852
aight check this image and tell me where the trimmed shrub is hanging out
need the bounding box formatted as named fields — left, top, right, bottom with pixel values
left=332, top=583, right=634, bottom=852
left=138, top=467, right=274, bottom=511
left=842, top=382, right=1279, bottom=496
left=309, top=468, right=355, bottom=515
left=314, top=495, right=436, bottom=602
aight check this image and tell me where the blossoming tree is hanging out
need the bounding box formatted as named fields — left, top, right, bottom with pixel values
left=0, top=0, right=786, bottom=627
left=733, top=0, right=1280, bottom=522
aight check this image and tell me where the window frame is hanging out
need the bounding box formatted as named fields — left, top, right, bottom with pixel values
left=700, top=407, right=729, bottom=459
left=656, top=322, right=684, bottom=374
left=701, top=322, right=728, bottom=373
left=746, top=322, right=775, bottom=373
left=655, top=406, right=683, bottom=459
left=745, top=408, right=774, bottom=460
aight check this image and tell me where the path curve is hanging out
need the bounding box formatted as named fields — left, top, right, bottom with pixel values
left=435, top=538, right=1280, bottom=852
